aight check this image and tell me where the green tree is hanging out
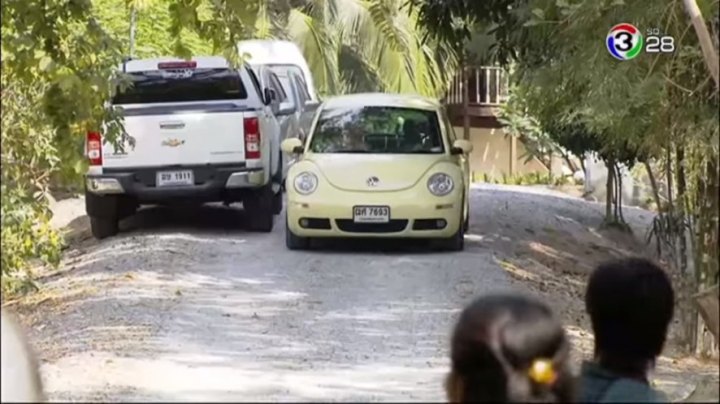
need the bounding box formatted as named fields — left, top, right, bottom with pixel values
left=413, top=0, right=719, bottom=352
left=1, top=0, right=125, bottom=294
left=1, top=0, right=457, bottom=296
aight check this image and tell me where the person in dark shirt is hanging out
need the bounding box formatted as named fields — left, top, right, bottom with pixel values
left=446, top=294, right=575, bottom=402
left=580, top=258, right=674, bottom=402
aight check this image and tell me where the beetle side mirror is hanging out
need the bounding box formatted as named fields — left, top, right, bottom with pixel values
left=451, top=139, right=473, bottom=155
left=281, top=137, right=304, bottom=154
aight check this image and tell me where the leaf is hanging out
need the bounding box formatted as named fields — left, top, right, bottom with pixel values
left=38, top=56, right=53, bottom=72
left=531, top=8, right=545, bottom=20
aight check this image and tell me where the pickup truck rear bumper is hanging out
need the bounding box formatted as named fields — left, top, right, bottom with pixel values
left=85, top=164, right=265, bottom=203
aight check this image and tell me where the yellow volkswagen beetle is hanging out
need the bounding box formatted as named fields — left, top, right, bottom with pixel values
left=281, top=93, right=473, bottom=251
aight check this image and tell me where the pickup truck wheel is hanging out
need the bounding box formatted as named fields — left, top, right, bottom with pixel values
left=272, top=189, right=283, bottom=215
left=285, top=217, right=310, bottom=250
left=272, top=149, right=283, bottom=185
left=89, top=215, right=119, bottom=239
left=244, top=186, right=275, bottom=232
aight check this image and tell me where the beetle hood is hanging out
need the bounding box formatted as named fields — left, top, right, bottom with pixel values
left=305, top=154, right=448, bottom=192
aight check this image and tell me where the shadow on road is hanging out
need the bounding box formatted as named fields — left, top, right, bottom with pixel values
left=23, top=184, right=713, bottom=401
left=64, top=201, right=483, bottom=255
left=122, top=203, right=252, bottom=234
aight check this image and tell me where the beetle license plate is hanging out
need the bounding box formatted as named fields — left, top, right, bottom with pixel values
left=353, top=206, right=390, bottom=223
left=156, top=170, right=194, bottom=187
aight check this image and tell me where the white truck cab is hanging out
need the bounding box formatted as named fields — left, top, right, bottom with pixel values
left=84, top=56, right=289, bottom=238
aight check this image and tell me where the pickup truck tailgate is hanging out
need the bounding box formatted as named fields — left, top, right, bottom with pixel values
left=104, top=104, right=250, bottom=168
left=105, top=64, right=257, bottom=169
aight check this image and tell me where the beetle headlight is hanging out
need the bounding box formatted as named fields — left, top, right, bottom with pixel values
left=427, top=173, right=454, bottom=196
left=293, top=172, right=318, bottom=195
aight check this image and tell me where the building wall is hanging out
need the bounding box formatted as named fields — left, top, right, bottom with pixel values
left=454, top=126, right=549, bottom=181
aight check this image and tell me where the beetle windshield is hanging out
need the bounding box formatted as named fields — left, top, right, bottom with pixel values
left=309, top=106, right=444, bottom=154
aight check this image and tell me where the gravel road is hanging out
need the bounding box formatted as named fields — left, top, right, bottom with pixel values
left=14, top=184, right=718, bottom=402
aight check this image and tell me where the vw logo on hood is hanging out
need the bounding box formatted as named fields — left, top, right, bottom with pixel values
left=366, top=176, right=379, bottom=187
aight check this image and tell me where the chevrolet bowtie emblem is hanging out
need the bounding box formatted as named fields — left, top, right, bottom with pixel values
left=161, top=138, right=185, bottom=147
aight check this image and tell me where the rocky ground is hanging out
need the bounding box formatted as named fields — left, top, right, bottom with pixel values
left=6, top=184, right=718, bottom=402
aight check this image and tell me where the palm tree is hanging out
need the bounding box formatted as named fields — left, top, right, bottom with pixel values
left=267, top=0, right=456, bottom=97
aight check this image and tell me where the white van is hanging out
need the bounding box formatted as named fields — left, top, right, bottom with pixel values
left=239, top=40, right=321, bottom=183
left=237, top=40, right=319, bottom=102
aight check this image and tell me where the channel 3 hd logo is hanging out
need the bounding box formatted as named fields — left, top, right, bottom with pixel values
left=606, top=23, right=675, bottom=61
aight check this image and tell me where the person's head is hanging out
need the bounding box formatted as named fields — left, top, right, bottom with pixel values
left=1, top=309, right=45, bottom=402
left=586, top=258, right=674, bottom=374
left=447, top=294, right=574, bottom=403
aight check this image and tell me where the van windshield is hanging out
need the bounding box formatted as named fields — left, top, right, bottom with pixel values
left=112, top=68, right=248, bottom=105
left=269, top=65, right=306, bottom=86
left=309, top=106, right=444, bottom=154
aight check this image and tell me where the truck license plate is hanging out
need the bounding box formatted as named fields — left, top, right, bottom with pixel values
left=353, top=206, right=390, bottom=223
left=156, top=170, right=194, bottom=187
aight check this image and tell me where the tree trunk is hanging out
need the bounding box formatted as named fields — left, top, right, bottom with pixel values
left=694, top=157, right=720, bottom=354
left=644, top=160, right=663, bottom=211
left=694, top=285, right=719, bottom=343
left=462, top=65, right=470, bottom=141
left=617, top=164, right=626, bottom=224
left=612, top=164, right=620, bottom=222
left=666, top=147, right=674, bottom=212
left=682, top=0, right=720, bottom=89
left=605, top=158, right=615, bottom=222
left=562, top=152, right=578, bottom=173
left=129, top=6, right=137, bottom=58
left=677, top=146, right=688, bottom=275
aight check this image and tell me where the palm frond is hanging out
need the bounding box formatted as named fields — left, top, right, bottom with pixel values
left=286, top=8, right=341, bottom=95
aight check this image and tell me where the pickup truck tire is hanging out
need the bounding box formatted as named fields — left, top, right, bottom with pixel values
left=272, top=152, right=283, bottom=185
left=244, top=186, right=275, bottom=232
left=272, top=189, right=283, bottom=215
left=285, top=217, right=310, bottom=250
left=90, top=215, right=119, bottom=239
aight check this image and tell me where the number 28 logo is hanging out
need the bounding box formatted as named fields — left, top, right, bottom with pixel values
left=606, top=23, right=675, bottom=61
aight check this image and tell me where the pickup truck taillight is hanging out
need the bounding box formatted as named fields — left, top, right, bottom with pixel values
left=86, top=131, right=103, bottom=166
left=244, top=117, right=261, bottom=160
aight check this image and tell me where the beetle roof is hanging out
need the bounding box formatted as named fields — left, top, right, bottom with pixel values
left=321, top=93, right=441, bottom=111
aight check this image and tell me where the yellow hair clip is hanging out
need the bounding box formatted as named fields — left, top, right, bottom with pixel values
left=528, top=359, right=557, bottom=385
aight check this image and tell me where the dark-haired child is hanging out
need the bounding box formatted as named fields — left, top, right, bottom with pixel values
left=447, top=294, right=575, bottom=402
left=580, top=258, right=674, bottom=402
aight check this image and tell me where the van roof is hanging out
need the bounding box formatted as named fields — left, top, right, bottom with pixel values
left=237, top=40, right=317, bottom=101
left=237, top=40, right=305, bottom=65
left=119, top=56, right=233, bottom=73
left=322, top=93, right=442, bottom=111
